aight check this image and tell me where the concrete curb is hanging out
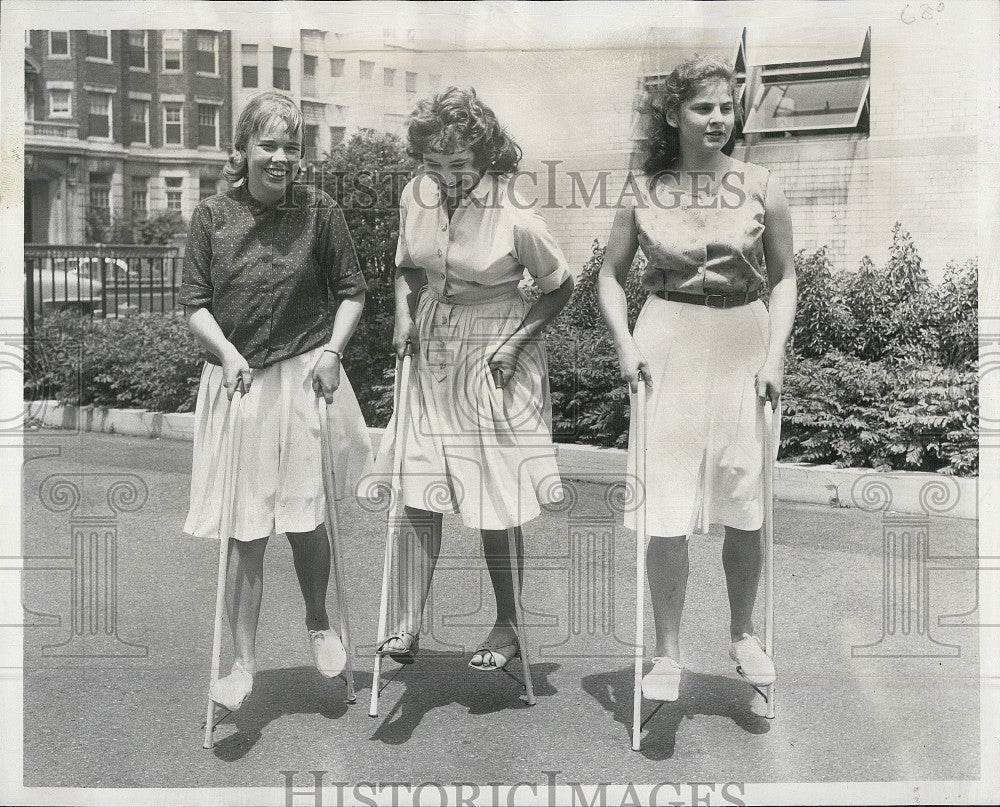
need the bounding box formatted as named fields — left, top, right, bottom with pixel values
left=25, top=399, right=976, bottom=520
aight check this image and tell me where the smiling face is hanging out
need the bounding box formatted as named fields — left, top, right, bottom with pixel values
left=668, top=79, right=735, bottom=157
left=422, top=147, right=481, bottom=201
left=244, top=117, right=302, bottom=205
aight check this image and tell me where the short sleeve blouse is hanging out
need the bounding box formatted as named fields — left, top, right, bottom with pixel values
left=395, top=173, right=570, bottom=301
left=180, top=183, right=366, bottom=368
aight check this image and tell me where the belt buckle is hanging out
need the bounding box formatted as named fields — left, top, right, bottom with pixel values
left=705, top=293, right=728, bottom=308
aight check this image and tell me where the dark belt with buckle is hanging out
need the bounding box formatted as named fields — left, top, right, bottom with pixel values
left=654, top=289, right=759, bottom=309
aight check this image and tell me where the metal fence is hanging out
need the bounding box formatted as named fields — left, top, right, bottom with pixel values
left=24, top=244, right=184, bottom=335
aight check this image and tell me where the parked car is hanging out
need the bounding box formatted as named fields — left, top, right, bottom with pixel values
left=26, top=257, right=124, bottom=313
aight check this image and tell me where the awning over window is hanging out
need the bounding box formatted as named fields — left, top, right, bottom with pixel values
left=745, top=26, right=868, bottom=67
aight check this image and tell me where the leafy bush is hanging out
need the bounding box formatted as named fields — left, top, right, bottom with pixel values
left=27, top=310, right=202, bottom=413
left=781, top=352, right=977, bottom=475
left=562, top=240, right=647, bottom=332
left=790, top=245, right=856, bottom=358
left=547, top=317, right=628, bottom=447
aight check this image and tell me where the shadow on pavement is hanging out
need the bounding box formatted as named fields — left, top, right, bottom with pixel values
left=367, top=651, right=560, bottom=745
left=210, top=666, right=354, bottom=762
left=582, top=665, right=769, bottom=761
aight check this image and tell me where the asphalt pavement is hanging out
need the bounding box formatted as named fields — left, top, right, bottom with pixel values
left=20, top=430, right=981, bottom=787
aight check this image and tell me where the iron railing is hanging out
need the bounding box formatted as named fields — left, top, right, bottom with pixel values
left=25, top=243, right=184, bottom=336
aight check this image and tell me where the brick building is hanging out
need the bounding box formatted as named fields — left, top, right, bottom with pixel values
left=24, top=29, right=232, bottom=243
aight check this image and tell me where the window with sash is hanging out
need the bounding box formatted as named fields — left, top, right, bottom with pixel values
left=198, top=104, right=219, bottom=148
left=86, top=30, right=110, bottom=61
left=242, top=44, right=258, bottom=88
left=163, top=103, right=183, bottom=145
left=88, top=92, right=112, bottom=139
left=48, top=31, right=69, bottom=57
left=197, top=31, right=218, bottom=74
left=273, top=47, right=291, bottom=91
left=128, top=31, right=147, bottom=69
left=129, top=100, right=149, bottom=144
left=49, top=88, right=72, bottom=118
left=162, top=31, right=183, bottom=71
left=89, top=174, right=111, bottom=213
left=742, top=28, right=871, bottom=139
left=165, top=176, right=183, bottom=211
left=131, top=179, right=148, bottom=214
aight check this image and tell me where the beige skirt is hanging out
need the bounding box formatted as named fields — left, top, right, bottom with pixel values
left=184, top=346, right=374, bottom=542
left=366, top=288, right=562, bottom=531
left=624, top=296, right=780, bottom=537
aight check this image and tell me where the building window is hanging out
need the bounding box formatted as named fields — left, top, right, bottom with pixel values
left=131, top=179, right=148, bottom=214
left=128, top=31, right=147, bottom=69
left=48, top=88, right=72, bottom=118
left=330, top=58, right=344, bottom=77
left=359, top=60, right=374, bottom=83
left=406, top=71, right=417, bottom=93
left=429, top=74, right=441, bottom=90
left=743, top=28, right=871, bottom=139
left=303, top=124, right=319, bottom=161
left=241, top=44, right=258, bottom=88
left=129, top=100, right=149, bottom=144
left=165, top=176, right=183, bottom=211
left=196, top=31, right=218, bottom=74
left=303, top=54, right=317, bottom=96
left=89, top=174, right=111, bottom=213
left=198, top=104, right=219, bottom=148
left=273, top=47, right=291, bottom=91
left=199, top=177, right=217, bottom=201
left=48, top=31, right=69, bottom=58
left=162, top=30, right=183, bottom=71
left=384, top=68, right=396, bottom=88
left=25, top=81, right=36, bottom=121
left=163, top=103, right=183, bottom=145
left=86, top=30, right=111, bottom=61
left=329, top=126, right=346, bottom=147
left=88, top=92, right=112, bottom=139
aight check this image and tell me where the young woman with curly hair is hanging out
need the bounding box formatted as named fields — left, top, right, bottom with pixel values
left=597, top=55, right=797, bottom=702
left=372, top=87, right=574, bottom=674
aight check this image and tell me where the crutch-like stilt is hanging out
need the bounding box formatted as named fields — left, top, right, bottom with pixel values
left=761, top=401, right=776, bottom=719
left=203, top=375, right=247, bottom=750
left=318, top=402, right=356, bottom=704
left=369, top=345, right=413, bottom=718
left=489, top=367, right=536, bottom=705
left=503, top=526, right=536, bottom=705
left=630, top=373, right=648, bottom=751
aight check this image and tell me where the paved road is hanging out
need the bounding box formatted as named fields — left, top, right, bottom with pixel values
left=20, top=430, right=980, bottom=788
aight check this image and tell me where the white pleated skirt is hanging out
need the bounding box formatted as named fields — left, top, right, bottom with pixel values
left=183, top=346, right=374, bottom=543
left=624, top=296, right=780, bottom=537
left=365, top=288, right=562, bottom=531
